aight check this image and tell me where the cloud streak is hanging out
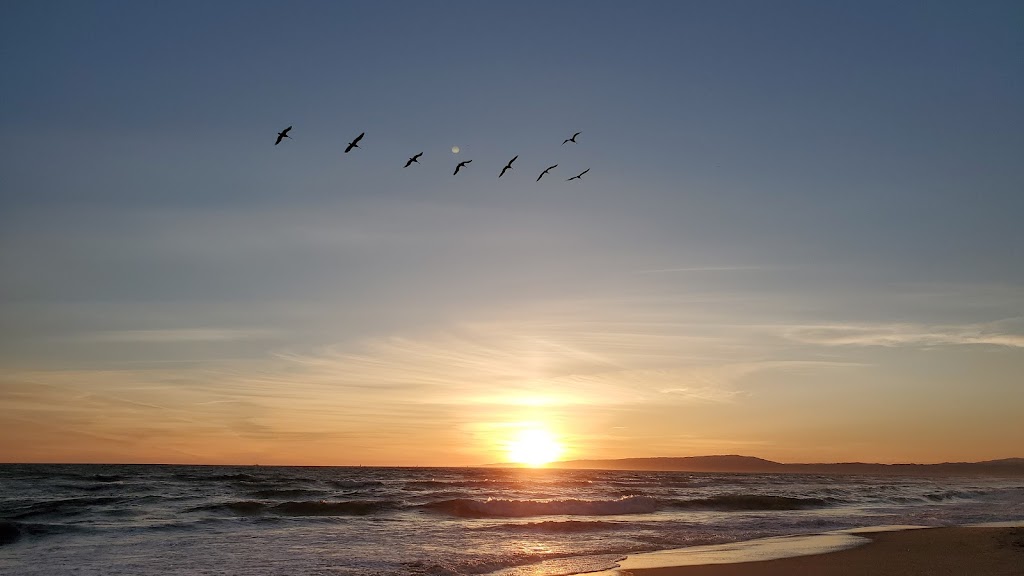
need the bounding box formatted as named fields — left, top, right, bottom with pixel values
left=784, top=320, right=1024, bottom=349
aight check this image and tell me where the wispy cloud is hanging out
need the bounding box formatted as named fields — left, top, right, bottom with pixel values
left=784, top=320, right=1024, bottom=349
left=5, top=284, right=1021, bottom=464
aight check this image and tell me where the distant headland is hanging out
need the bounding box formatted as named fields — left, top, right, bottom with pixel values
left=491, top=455, right=1024, bottom=476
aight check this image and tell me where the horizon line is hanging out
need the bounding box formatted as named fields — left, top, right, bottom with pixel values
left=3, top=454, right=1022, bottom=468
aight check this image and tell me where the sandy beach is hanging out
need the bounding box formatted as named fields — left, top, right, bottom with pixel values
left=618, top=527, right=1024, bottom=576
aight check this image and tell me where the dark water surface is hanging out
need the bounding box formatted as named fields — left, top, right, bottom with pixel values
left=2, top=464, right=1022, bottom=575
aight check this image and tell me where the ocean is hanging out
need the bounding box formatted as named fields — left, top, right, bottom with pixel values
left=1, top=464, right=1022, bottom=575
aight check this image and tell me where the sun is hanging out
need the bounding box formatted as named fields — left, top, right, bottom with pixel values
left=506, top=428, right=563, bottom=467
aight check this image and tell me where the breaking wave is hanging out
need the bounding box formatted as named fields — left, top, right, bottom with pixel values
left=7, top=497, right=124, bottom=520
left=422, top=494, right=834, bottom=518
left=421, top=496, right=663, bottom=518
left=477, top=520, right=623, bottom=533
left=672, top=495, right=833, bottom=510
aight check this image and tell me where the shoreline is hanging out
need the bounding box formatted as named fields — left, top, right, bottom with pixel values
left=594, top=525, right=1024, bottom=576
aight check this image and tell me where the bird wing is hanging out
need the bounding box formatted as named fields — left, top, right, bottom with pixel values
left=283, top=126, right=292, bottom=134
left=580, top=168, right=590, bottom=176
left=500, top=166, right=508, bottom=177
left=353, top=132, right=365, bottom=144
left=404, top=159, right=413, bottom=167
left=275, top=134, right=284, bottom=145
left=345, top=143, right=354, bottom=153
left=548, top=164, right=558, bottom=171
left=573, top=132, right=580, bottom=138
left=510, top=156, right=518, bottom=164
left=562, top=139, right=570, bottom=145
left=414, top=153, right=422, bottom=160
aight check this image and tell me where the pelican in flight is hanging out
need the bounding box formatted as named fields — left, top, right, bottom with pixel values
left=344, top=132, right=365, bottom=153
left=404, top=152, right=423, bottom=168
left=275, top=126, right=292, bottom=145
left=499, top=156, right=518, bottom=178
left=562, top=132, right=580, bottom=145
left=454, top=159, right=472, bottom=175
left=566, top=168, right=590, bottom=181
left=536, top=164, right=558, bottom=182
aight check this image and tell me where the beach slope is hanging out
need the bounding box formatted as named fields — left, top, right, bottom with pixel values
left=620, top=527, right=1024, bottom=576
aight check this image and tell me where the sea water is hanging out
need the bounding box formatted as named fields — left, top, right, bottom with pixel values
left=1, top=464, right=1022, bottom=575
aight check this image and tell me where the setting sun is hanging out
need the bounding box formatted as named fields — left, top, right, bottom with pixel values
left=506, top=428, right=563, bottom=467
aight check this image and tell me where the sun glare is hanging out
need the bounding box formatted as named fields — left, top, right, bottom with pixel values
left=506, top=428, right=563, bottom=467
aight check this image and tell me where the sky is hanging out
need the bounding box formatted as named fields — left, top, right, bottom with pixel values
left=1, top=0, right=1022, bottom=466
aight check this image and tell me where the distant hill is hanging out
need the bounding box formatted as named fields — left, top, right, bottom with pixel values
left=553, top=455, right=784, bottom=473
left=538, top=454, right=1024, bottom=476
left=978, top=458, right=1024, bottom=466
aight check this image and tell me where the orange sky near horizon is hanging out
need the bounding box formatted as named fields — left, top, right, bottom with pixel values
left=3, top=303, right=1022, bottom=467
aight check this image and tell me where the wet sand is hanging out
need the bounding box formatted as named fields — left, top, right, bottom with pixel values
left=618, top=527, right=1024, bottom=576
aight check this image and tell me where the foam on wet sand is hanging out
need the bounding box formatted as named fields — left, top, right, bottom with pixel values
left=600, top=526, right=1024, bottom=576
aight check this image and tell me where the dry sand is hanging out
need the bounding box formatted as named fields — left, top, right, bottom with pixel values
left=618, top=527, right=1024, bottom=576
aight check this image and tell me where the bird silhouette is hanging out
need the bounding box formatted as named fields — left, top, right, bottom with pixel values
left=275, top=126, right=292, bottom=145
left=454, top=160, right=472, bottom=175
left=562, top=132, right=581, bottom=145
left=344, top=132, right=365, bottom=153
left=566, top=168, right=590, bottom=181
left=536, top=164, right=558, bottom=182
left=404, top=152, right=423, bottom=168
left=499, top=156, right=518, bottom=178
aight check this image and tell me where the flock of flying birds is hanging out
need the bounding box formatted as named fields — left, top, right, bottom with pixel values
left=273, top=126, right=591, bottom=182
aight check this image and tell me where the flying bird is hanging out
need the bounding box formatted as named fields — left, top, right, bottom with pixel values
left=536, top=164, right=558, bottom=182
left=453, top=159, right=472, bottom=175
left=499, top=155, right=518, bottom=178
left=562, top=132, right=581, bottom=145
left=566, top=168, right=590, bottom=181
left=275, top=126, right=292, bottom=145
left=344, top=132, right=365, bottom=153
left=404, top=152, right=423, bottom=168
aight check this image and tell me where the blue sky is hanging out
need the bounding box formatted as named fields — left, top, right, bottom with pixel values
left=1, top=1, right=1022, bottom=465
